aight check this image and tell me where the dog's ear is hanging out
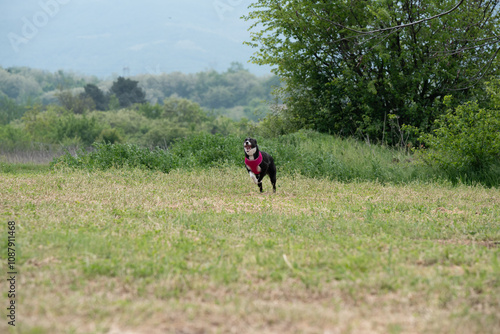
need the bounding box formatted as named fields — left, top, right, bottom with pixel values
left=253, top=138, right=258, bottom=145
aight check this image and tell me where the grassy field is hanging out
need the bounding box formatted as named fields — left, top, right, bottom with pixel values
left=1, top=165, right=499, bottom=334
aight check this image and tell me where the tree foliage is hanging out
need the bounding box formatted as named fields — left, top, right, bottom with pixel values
left=133, top=64, right=280, bottom=120
left=0, top=65, right=277, bottom=149
left=0, top=67, right=94, bottom=102
left=419, top=85, right=500, bottom=173
left=82, top=84, right=108, bottom=111
left=56, top=90, right=95, bottom=114
left=0, top=65, right=279, bottom=122
left=109, top=77, right=147, bottom=108
left=55, top=114, right=101, bottom=146
left=244, top=0, right=500, bottom=142
left=0, top=95, right=26, bottom=125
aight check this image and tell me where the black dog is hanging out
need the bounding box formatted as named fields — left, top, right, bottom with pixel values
left=243, top=137, right=276, bottom=193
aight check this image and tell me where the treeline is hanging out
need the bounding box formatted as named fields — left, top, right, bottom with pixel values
left=0, top=67, right=93, bottom=103
left=0, top=94, right=254, bottom=151
left=0, top=64, right=280, bottom=152
left=0, top=63, right=279, bottom=121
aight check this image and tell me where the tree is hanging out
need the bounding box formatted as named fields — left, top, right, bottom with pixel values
left=0, top=67, right=41, bottom=102
left=21, top=104, right=59, bottom=143
left=55, top=113, right=101, bottom=146
left=162, top=96, right=209, bottom=125
left=109, top=77, right=146, bottom=108
left=56, top=90, right=95, bottom=114
left=82, top=84, right=108, bottom=110
left=0, top=95, right=26, bottom=125
left=244, top=0, right=500, bottom=142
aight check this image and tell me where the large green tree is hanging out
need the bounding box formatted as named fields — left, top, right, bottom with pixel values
left=109, top=77, right=147, bottom=108
left=244, top=0, right=500, bottom=142
left=82, top=84, right=108, bottom=111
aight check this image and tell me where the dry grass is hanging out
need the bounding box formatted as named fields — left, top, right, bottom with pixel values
left=1, top=167, right=499, bottom=334
left=0, top=146, right=78, bottom=165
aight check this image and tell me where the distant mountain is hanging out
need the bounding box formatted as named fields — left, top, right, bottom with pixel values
left=0, top=0, right=272, bottom=78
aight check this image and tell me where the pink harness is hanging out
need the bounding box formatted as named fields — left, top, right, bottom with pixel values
left=245, top=152, right=263, bottom=174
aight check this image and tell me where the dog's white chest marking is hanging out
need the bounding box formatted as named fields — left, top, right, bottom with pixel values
left=245, top=147, right=257, bottom=156
left=249, top=172, right=259, bottom=184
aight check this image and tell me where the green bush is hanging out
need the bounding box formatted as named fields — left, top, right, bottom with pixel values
left=168, top=133, right=241, bottom=168
left=141, top=120, right=190, bottom=148
left=51, top=133, right=242, bottom=172
left=419, top=98, right=500, bottom=173
left=98, top=128, right=123, bottom=144
left=0, top=124, right=31, bottom=150
left=0, top=95, right=26, bottom=125
left=137, top=103, right=163, bottom=119
left=254, top=106, right=300, bottom=138
left=55, top=114, right=101, bottom=146
left=266, top=130, right=425, bottom=183
left=89, top=109, right=151, bottom=143
left=22, top=105, right=60, bottom=143
left=51, top=142, right=174, bottom=172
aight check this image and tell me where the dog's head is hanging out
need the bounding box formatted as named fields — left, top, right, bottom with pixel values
left=243, top=137, right=258, bottom=156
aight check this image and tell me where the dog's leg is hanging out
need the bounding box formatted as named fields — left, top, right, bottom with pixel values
left=257, top=174, right=265, bottom=192
left=269, top=166, right=277, bottom=193
left=248, top=171, right=259, bottom=184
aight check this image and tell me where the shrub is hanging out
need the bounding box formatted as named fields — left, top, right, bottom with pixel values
left=0, top=124, right=31, bottom=150
left=22, top=105, right=60, bottom=143
left=55, top=114, right=101, bottom=146
left=168, top=133, right=241, bottom=167
left=51, top=133, right=243, bottom=172
left=137, top=103, right=163, bottom=119
left=141, top=121, right=190, bottom=148
left=51, top=142, right=174, bottom=172
left=254, top=105, right=300, bottom=138
left=0, top=95, right=26, bottom=125
left=98, top=128, right=123, bottom=144
left=419, top=97, right=500, bottom=173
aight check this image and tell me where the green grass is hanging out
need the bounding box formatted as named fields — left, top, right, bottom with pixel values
left=0, top=163, right=50, bottom=175
left=50, top=131, right=500, bottom=187
left=1, top=166, right=499, bottom=334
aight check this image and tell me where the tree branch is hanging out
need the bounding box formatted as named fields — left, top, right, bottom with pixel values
left=311, top=0, right=465, bottom=35
left=449, top=46, right=500, bottom=91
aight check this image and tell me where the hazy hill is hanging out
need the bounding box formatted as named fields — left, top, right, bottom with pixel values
left=0, top=0, right=271, bottom=77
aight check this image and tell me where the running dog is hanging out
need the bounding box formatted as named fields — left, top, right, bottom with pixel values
left=243, top=137, right=276, bottom=193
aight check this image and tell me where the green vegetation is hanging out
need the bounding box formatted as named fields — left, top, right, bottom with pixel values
left=0, top=64, right=279, bottom=121
left=418, top=98, right=500, bottom=176
left=0, top=65, right=276, bottom=159
left=244, top=0, right=500, bottom=143
left=1, top=165, right=499, bottom=333
left=0, top=96, right=252, bottom=154
left=50, top=131, right=499, bottom=187
left=1, top=63, right=498, bottom=182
